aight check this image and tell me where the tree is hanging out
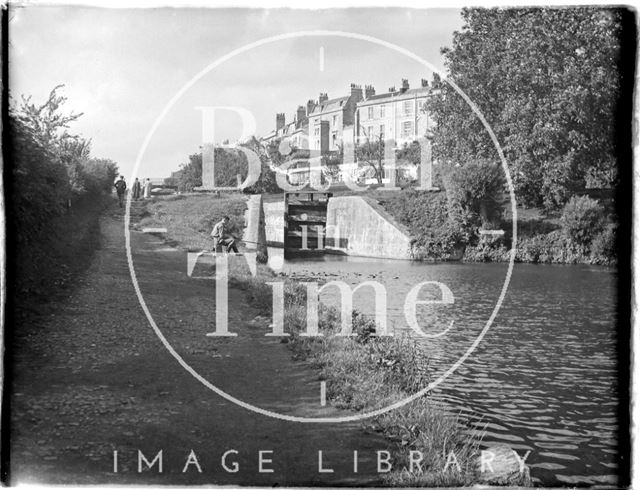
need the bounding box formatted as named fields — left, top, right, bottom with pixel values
left=172, top=137, right=279, bottom=194
left=240, top=136, right=279, bottom=194
left=356, top=131, right=386, bottom=184
left=429, top=8, right=623, bottom=209
left=14, top=85, right=100, bottom=203
left=81, top=158, right=119, bottom=195
left=175, top=152, right=203, bottom=192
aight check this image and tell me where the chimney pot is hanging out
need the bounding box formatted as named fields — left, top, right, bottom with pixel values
left=350, top=83, right=363, bottom=99
left=306, top=99, right=316, bottom=115
left=365, top=84, right=376, bottom=99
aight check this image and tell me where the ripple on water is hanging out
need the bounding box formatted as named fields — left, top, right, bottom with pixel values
left=282, top=259, right=620, bottom=486
left=538, top=451, right=581, bottom=461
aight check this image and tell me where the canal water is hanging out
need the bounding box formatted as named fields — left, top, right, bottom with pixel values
left=279, top=255, right=621, bottom=486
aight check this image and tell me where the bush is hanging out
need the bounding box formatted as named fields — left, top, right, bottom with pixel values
left=378, top=190, right=469, bottom=260
left=442, top=161, right=506, bottom=229
left=591, top=222, right=617, bottom=263
left=560, top=195, right=606, bottom=247
left=80, top=158, right=119, bottom=195
left=10, top=115, right=71, bottom=247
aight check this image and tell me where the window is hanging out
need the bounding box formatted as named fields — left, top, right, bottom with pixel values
left=332, top=132, right=337, bottom=145
left=380, top=105, right=385, bottom=118
left=367, top=126, right=373, bottom=139
left=379, top=125, right=385, bottom=138
left=403, top=100, right=413, bottom=115
left=402, top=121, right=413, bottom=138
left=332, top=114, right=337, bottom=126
left=314, top=126, right=320, bottom=137
left=367, top=107, right=374, bottom=120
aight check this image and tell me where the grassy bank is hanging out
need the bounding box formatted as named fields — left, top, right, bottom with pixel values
left=134, top=193, right=508, bottom=486
left=368, top=189, right=617, bottom=266
left=133, top=193, right=248, bottom=251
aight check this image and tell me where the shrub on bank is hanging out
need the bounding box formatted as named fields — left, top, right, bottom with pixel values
left=376, top=190, right=470, bottom=260
left=591, top=222, right=617, bottom=263
left=10, top=89, right=119, bottom=300
left=463, top=226, right=617, bottom=265
left=442, top=161, right=506, bottom=229
left=560, top=195, right=606, bottom=247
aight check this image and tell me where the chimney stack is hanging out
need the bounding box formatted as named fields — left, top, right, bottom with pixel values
left=276, top=113, right=285, bottom=131
left=364, top=84, right=376, bottom=99
left=388, top=86, right=396, bottom=93
left=319, top=92, right=329, bottom=104
left=306, top=99, right=316, bottom=115
left=350, top=83, right=363, bottom=100
left=421, top=78, right=429, bottom=88
left=296, top=106, right=306, bottom=128
left=401, top=78, right=410, bottom=93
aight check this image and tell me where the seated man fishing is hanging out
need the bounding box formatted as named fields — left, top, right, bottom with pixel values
left=210, top=216, right=239, bottom=254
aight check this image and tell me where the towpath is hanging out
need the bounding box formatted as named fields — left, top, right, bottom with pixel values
left=7, top=202, right=390, bottom=485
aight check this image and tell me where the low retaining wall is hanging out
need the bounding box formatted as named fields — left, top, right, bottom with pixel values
left=325, top=196, right=414, bottom=260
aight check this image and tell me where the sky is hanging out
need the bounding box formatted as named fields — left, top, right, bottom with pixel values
left=10, top=6, right=464, bottom=179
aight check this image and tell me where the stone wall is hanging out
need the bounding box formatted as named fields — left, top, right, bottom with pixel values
left=325, top=196, right=413, bottom=259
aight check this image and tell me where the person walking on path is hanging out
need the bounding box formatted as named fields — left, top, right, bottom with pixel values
left=132, top=178, right=141, bottom=201
left=210, top=216, right=239, bottom=254
left=114, top=175, right=127, bottom=208
left=143, top=178, right=152, bottom=199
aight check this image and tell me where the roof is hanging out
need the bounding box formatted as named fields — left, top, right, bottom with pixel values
left=309, top=96, right=349, bottom=116
left=358, top=87, right=432, bottom=107
left=364, top=92, right=394, bottom=102
left=260, top=129, right=277, bottom=141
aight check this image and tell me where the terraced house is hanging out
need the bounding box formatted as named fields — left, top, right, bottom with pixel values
left=355, top=78, right=434, bottom=145
left=307, top=83, right=364, bottom=154
left=260, top=78, right=436, bottom=184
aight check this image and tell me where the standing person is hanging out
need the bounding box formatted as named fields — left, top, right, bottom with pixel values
left=114, top=175, right=127, bottom=208
left=143, top=178, right=152, bottom=199
left=210, top=216, right=239, bottom=254
left=132, top=178, right=141, bottom=201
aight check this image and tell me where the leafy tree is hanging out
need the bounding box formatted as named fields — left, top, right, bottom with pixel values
left=175, top=152, right=203, bottom=192
left=10, top=87, right=119, bottom=248
left=81, top=158, right=119, bottom=195
left=173, top=137, right=279, bottom=194
left=240, top=136, right=279, bottom=194
left=356, top=133, right=386, bottom=184
left=16, top=85, right=94, bottom=197
left=429, top=8, right=623, bottom=209
left=395, top=141, right=421, bottom=166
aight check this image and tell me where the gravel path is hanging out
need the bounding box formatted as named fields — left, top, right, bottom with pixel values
left=7, top=204, right=390, bottom=485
